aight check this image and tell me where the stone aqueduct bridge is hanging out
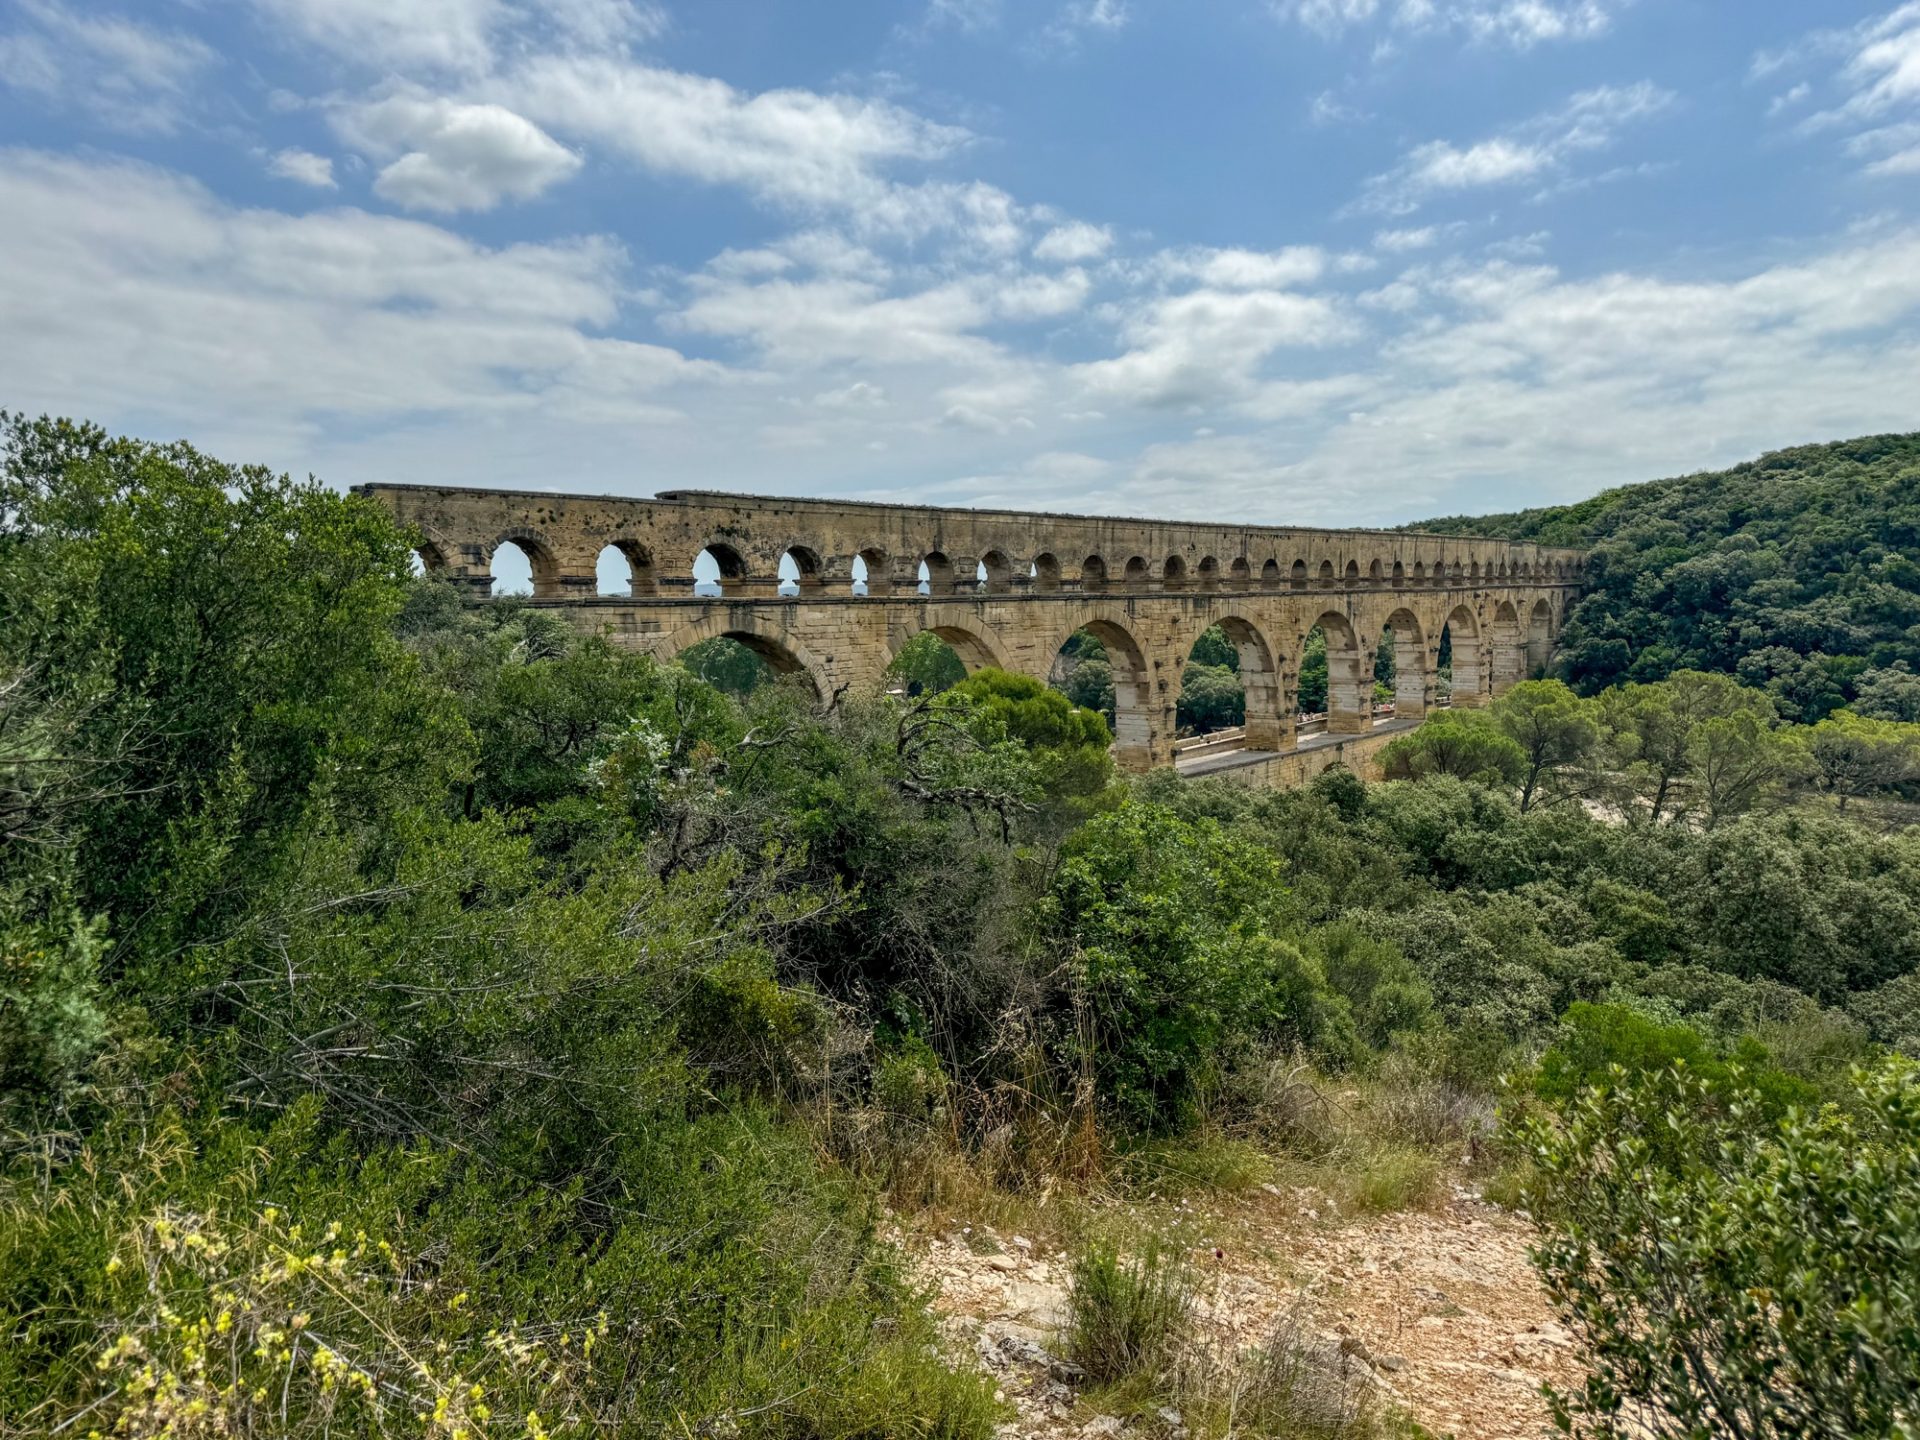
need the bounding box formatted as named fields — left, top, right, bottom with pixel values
left=359, top=483, right=1586, bottom=774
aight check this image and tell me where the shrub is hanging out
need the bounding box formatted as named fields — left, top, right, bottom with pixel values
left=1514, top=1058, right=1920, bottom=1440
left=1063, top=1239, right=1193, bottom=1387
left=1182, top=1307, right=1383, bottom=1440
left=1043, top=802, right=1342, bottom=1129
left=1534, top=1001, right=1818, bottom=1124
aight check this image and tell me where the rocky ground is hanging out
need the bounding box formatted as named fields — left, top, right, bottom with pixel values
left=910, top=1179, right=1581, bottom=1440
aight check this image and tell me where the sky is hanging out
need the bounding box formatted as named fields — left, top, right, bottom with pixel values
left=3, top=0, right=1919, bottom=551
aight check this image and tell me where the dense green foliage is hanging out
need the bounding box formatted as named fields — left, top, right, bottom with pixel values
left=7, top=416, right=1920, bottom=1438
left=1516, top=1059, right=1920, bottom=1438
left=1412, top=433, right=1920, bottom=713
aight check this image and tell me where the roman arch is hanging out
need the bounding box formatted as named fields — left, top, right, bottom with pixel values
left=360, top=483, right=1585, bottom=774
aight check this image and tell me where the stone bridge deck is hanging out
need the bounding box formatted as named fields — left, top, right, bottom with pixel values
left=359, top=482, right=1583, bottom=772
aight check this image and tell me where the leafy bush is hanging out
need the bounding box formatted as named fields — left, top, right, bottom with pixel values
left=1042, top=802, right=1352, bottom=1128
left=1514, top=1058, right=1920, bottom=1440
left=1534, top=1001, right=1818, bottom=1120
left=1379, top=709, right=1526, bottom=785
left=1063, top=1239, right=1193, bottom=1387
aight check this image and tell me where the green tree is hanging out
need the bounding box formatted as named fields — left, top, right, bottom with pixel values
left=1515, top=1058, right=1920, bottom=1440
left=0, top=414, right=468, bottom=972
left=1806, top=709, right=1920, bottom=811
left=1854, top=662, right=1920, bottom=723
left=1176, top=662, right=1245, bottom=733
left=885, top=631, right=968, bottom=696
left=950, top=667, right=1113, bottom=797
left=1379, top=709, right=1527, bottom=785
left=1040, top=802, right=1344, bottom=1127
left=1297, top=627, right=1329, bottom=715
left=1493, top=680, right=1600, bottom=811
left=1189, top=624, right=1240, bottom=672
left=1600, top=670, right=1771, bottom=824
left=1689, top=707, right=1803, bottom=826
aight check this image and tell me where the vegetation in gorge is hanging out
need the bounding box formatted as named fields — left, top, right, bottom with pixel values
left=5, top=414, right=1920, bottom=1438
left=1411, top=433, right=1920, bottom=715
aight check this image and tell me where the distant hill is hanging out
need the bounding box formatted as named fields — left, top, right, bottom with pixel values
left=1409, top=434, right=1920, bottom=721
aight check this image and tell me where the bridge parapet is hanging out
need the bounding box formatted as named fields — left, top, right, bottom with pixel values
left=357, top=482, right=1585, bottom=773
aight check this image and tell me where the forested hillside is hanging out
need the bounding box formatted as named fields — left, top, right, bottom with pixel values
left=5, top=415, right=1920, bottom=1439
left=1412, top=434, right=1920, bottom=719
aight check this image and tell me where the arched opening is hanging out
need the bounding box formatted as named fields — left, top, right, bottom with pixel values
left=1428, top=559, right=1447, bottom=587
left=1317, top=560, right=1336, bottom=591
left=1177, top=617, right=1284, bottom=751
left=1410, top=561, right=1426, bottom=587
left=1261, top=559, right=1282, bottom=591
left=1368, top=559, right=1384, bottom=584
left=410, top=540, right=448, bottom=580
left=693, top=542, right=748, bottom=598
left=491, top=539, right=535, bottom=597
left=1468, top=560, right=1481, bottom=583
left=1048, top=617, right=1155, bottom=771
left=778, top=545, right=825, bottom=597
left=885, top=632, right=967, bottom=697
left=1450, top=560, right=1464, bottom=584
left=1080, top=555, right=1108, bottom=590
left=1391, top=560, right=1405, bottom=586
left=1490, top=600, right=1525, bottom=693
left=1290, top=558, right=1309, bottom=591
left=1229, top=557, right=1251, bottom=588
left=1123, top=556, right=1149, bottom=591
left=680, top=636, right=775, bottom=695
left=1197, top=556, right=1220, bottom=591
left=1375, top=610, right=1427, bottom=723
left=1032, top=553, right=1062, bottom=593
left=597, top=540, right=656, bottom=596
left=1308, top=613, right=1368, bottom=734
left=1344, top=559, right=1361, bottom=589
left=1527, top=598, right=1554, bottom=674
left=851, top=551, right=884, bottom=596
left=1441, top=604, right=1483, bottom=707
left=978, top=550, right=1013, bottom=593
left=1162, top=554, right=1188, bottom=589
left=920, top=551, right=953, bottom=597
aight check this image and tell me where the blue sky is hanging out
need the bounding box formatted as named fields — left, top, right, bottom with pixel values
left=2, top=0, right=1918, bottom=546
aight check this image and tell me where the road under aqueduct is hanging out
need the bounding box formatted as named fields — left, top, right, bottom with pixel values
left=358, top=483, right=1585, bottom=774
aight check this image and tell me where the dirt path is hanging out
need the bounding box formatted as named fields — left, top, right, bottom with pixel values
left=913, top=1180, right=1581, bottom=1439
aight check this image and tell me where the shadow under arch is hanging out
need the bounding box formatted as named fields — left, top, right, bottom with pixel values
left=890, top=606, right=1013, bottom=675
left=655, top=615, right=829, bottom=700
left=1047, top=608, right=1157, bottom=772
left=1379, top=606, right=1428, bottom=721
left=1185, top=612, right=1287, bottom=751
left=1441, top=602, right=1485, bottom=707
left=1307, top=609, right=1369, bottom=734
left=1490, top=598, right=1525, bottom=693
left=1527, top=597, right=1554, bottom=674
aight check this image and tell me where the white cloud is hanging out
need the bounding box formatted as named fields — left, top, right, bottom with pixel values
left=1034, top=0, right=1131, bottom=51
left=0, top=0, right=215, bottom=132
left=250, top=0, right=503, bottom=73
left=1374, top=225, right=1438, bottom=251
left=1154, top=245, right=1329, bottom=288
left=1076, top=286, right=1355, bottom=407
left=1273, top=0, right=1622, bottom=49
left=338, top=94, right=582, bottom=212
left=0, top=150, right=713, bottom=446
left=268, top=149, right=337, bottom=188
left=1034, top=221, right=1113, bottom=262
left=1768, top=81, right=1811, bottom=116
left=498, top=56, right=969, bottom=216
left=1356, top=81, right=1671, bottom=213
left=1779, top=4, right=1920, bottom=180
left=1309, top=90, right=1368, bottom=126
